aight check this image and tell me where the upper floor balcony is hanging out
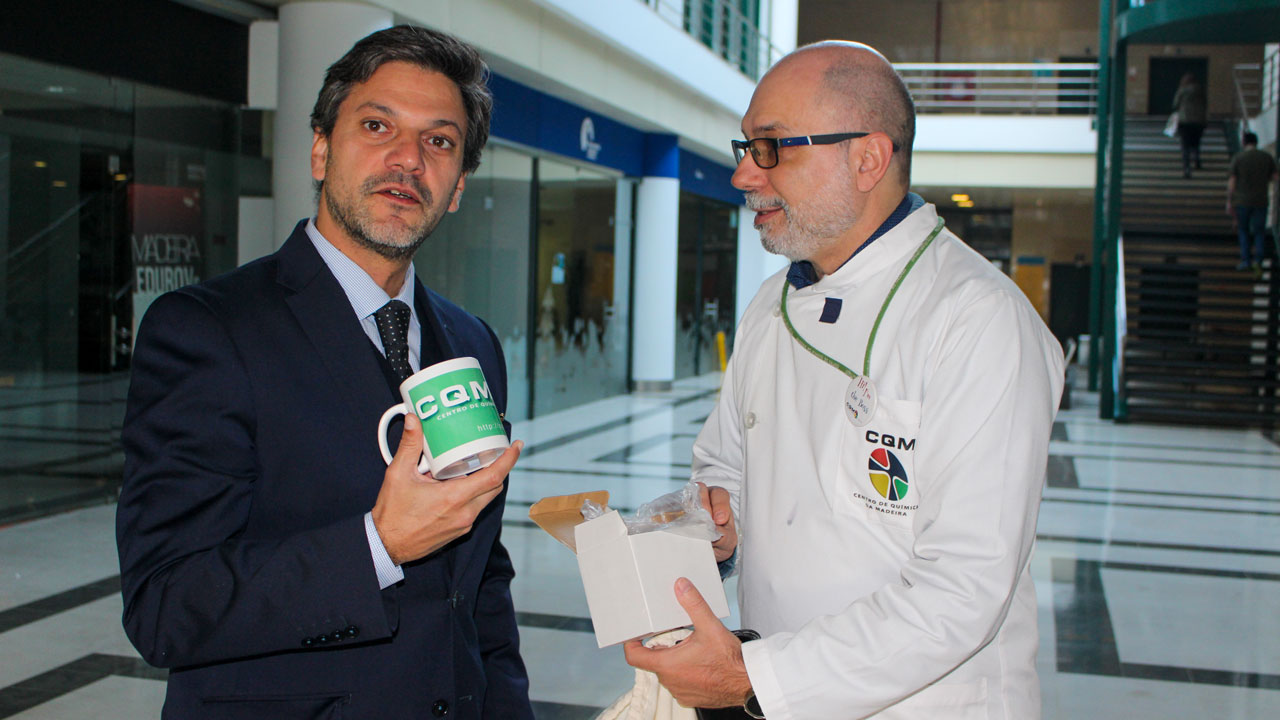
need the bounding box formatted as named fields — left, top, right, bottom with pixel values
left=895, top=62, right=1101, bottom=189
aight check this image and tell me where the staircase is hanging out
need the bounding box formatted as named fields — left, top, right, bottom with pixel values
left=1121, top=116, right=1233, bottom=236
left=1118, top=117, right=1279, bottom=428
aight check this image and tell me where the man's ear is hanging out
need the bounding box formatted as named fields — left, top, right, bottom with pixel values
left=310, top=130, right=329, bottom=183
left=448, top=173, right=468, bottom=213
left=851, top=132, right=896, bottom=193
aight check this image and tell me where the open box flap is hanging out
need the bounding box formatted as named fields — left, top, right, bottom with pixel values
left=528, top=490, right=610, bottom=552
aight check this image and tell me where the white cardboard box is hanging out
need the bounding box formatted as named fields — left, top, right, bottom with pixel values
left=529, top=491, right=730, bottom=648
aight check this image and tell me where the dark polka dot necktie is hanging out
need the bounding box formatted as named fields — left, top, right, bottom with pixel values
left=374, top=300, right=413, bottom=381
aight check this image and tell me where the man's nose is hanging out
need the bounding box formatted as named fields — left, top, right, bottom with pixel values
left=385, top=134, right=424, bottom=174
left=731, top=153, right=764, bottom=192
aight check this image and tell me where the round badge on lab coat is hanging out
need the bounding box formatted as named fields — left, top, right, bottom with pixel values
left=844, top=376, right=877, bottom=426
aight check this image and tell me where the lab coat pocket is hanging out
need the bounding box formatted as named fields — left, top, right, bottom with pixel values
left=836, top=397, right=921, bottom=533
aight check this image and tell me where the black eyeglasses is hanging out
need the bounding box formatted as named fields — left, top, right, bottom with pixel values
left=731, top=132, right=900, bottom=169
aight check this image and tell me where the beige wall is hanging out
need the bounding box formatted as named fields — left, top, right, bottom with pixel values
left=798, top=0, right=1098, bottom=62
left=1010, top=192, right=1093, bottom=319
left=1124, top=44, right=1264, bottom=117
left=1011, top=191, right=1093, bottom=265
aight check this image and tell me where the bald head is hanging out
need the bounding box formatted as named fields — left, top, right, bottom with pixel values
left=765, top=42, right=915, bottom=187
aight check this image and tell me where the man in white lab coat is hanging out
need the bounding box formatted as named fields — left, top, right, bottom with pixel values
left=625, top=42, right=1064, bottom=719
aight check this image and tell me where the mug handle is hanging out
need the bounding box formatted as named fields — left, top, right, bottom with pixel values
left=377, top=404, right=432, bottom=474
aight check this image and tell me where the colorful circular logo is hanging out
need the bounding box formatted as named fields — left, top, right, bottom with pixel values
left=868, top=447, right=909, bottom=501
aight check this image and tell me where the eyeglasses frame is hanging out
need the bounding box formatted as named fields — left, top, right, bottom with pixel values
left=731, top=132, right=901, bottom=169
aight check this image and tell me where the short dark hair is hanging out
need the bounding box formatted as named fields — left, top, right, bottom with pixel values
left=1243, top=131, right=1259, bottom=146
left=311, top=25, right=493, bottom=174
left=820, top=55, right=916, bottom=186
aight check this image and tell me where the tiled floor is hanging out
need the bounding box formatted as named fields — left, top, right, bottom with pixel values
left=1, top=371, right=1278, bottom=718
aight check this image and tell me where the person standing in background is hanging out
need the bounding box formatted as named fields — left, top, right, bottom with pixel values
left=1172, top=72, right=1208, bottom=179
left=1227, top=131, right=1278, bottom=275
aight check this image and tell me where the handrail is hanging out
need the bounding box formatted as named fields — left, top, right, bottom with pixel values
left=1232, top=63, right=1262, bottom=136
left=894, top=62, right=1100, bottom=115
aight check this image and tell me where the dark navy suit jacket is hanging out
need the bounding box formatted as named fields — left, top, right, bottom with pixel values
left=117, top=222, right=533, bottom=719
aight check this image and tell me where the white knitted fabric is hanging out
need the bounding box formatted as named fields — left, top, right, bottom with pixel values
left=596, top=629, right=697, bottom=720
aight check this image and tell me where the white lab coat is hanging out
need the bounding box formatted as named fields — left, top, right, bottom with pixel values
left=692, top=203, right=1064, bottom=720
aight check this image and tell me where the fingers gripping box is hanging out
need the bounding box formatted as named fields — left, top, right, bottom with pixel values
left=529, top=491, right=730, bottom=648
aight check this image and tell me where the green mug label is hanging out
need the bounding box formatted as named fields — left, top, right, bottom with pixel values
left=405, top=367, right=503, bottom=455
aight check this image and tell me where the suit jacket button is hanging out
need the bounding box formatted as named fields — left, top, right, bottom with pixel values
left=316, top=633, right=329, bottom=644
left=432, top=699, right=449, bottom=717
left=330, top=630, right=344, bottom=642
left=301, top=637, right=313, bottom=647
left=345, top=625, right=359, bottom=638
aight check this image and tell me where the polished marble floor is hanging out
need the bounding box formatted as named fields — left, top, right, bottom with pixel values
left=1, top=371, right=1278, bottom=718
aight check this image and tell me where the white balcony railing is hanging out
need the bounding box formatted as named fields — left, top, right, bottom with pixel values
left=895, top=63, right=1100, bottom=115
left=640, top=0, right=784, bottom=79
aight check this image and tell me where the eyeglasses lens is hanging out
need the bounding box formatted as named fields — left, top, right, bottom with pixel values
left=750, top=139, right=776, bottom=169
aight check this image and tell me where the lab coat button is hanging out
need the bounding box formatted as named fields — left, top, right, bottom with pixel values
left=745, top=412, right=757, bottom=429
left=432, top=699, right=450, bottom=717
left=772, top=304, right=781, bottom=317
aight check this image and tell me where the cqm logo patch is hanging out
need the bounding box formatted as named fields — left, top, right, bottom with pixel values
left=867, top=447, right=909, bottom=501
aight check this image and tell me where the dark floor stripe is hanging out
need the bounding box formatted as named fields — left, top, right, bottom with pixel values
left=0, top=653, right=165, bottom=719
left=1051, top=421, right=1068, bottom=442
left=0, top=449, right=122, bottom=477
left=1037, top=534, right=1280, bottom=557
left=1058, top=452, right=1280, bottom=471
left=1097, top=560, right=1280, bottom=583
left=520, top=389, right=715, bottom=459
left=1060, top=485, right=1280, bottom=504
left=1115, top=662, right=1280, bottom=690
left=531, top=699, right=605, bottom=720
left=0, top=373, right=126, bottom=392
left=1041, top=496, right=1280, bottom=517
left=1056, top=437, right=1280, bottom=457
left=0, top=434, right=114, bottom=447
left=593, top=432, right=697, bottom=464
left=1046, top=455, right=1078, bottom=489
left=0, top=484, right=120, bottom=527
left=0, top=576, right=121, bottom=634
left=1052, top=557, right=1122, bottom=677
left=0, top=398, right=121, bottom=412
left=0, top=423, right=117, bottom=434
left=515, top=611, right=595, bottom=633
left=513, top=465, right=688, bottom=482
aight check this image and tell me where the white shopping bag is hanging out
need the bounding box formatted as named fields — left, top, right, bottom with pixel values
left=1163, top=112, right=1179, bottom=138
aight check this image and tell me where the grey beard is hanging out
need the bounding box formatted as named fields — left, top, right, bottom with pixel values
left=749, top=195, right=852, bottom=263
left=325, top=176, right=439, bottom=261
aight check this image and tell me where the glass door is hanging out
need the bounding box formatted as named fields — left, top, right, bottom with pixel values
left=675, top=192, right=738, bottom=378
left=532, top=158, right=630, bottom=416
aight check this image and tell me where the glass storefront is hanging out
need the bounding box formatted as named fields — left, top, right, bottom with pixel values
left=416, top=146, right=634, bottom=420
left=0, top=52, right=241, bottom=522
left=415, top=146, right=534, bottom=420
left=675, top=191, right=738, bottom=378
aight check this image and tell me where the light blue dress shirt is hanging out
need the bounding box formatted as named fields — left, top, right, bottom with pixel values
left=305, top=219, right=419, bottom=589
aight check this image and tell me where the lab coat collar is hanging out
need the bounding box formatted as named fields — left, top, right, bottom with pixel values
left=787, top=193, right=924, bottom=290
left=795, top=200, right=941, bottom=295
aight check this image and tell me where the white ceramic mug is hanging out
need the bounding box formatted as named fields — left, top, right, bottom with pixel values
left=377, top=357, right=509, bottom=479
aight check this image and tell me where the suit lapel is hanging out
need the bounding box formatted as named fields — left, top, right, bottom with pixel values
left=276, top=225, right=395, bottom=432
left=416, top=282, right=492, bottom=583
left=415, top=281, right=458, bottom=362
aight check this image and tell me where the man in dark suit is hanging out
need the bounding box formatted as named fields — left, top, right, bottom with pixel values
left=116, top=25, right=534, bottom=719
